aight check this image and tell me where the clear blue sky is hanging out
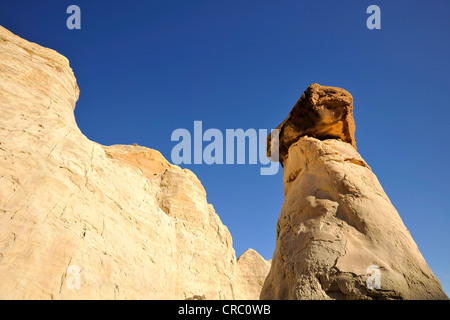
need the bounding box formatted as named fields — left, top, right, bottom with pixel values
left=1, top=0, right=449, bottom=295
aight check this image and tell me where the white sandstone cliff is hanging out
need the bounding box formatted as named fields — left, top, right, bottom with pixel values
left=0, top=25, right=269, bottom=300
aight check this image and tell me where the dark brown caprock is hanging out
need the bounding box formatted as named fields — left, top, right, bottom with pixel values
left=267, top=83, right=356, bottom=166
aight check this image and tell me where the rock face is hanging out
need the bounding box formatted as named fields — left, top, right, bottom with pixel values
left=235, top=249, right=271, bottom=300
left=0, top=25, right=270, bottom=299
left=267, top=83, right=356, bottom=166
left=261, top=85, right=448, bottom=300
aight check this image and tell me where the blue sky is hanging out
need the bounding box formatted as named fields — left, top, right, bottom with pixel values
left=1, top=0, right=449, bottom=295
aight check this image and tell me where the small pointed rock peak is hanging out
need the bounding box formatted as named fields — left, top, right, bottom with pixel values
left=267, top=83, right=356, bottom=166
left=237, top=248, right=265, bottom=262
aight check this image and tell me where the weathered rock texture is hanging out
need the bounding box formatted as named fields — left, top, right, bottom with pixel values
left=235, top=249, right=272, bottom=300
left=0, top=25, right=270, bottom=299
left=261, top=85, right=448, bottom=300
left=267, top=83, right=356, bottom=166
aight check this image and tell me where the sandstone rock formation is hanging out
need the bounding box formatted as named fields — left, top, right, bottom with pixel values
left=267, top=83, right=356, bottom=166
left=235, top=249, right=271, bottom=300
left=0, top=25, right=270, bottom=299
left=261, top=84, right=448, bottom=299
